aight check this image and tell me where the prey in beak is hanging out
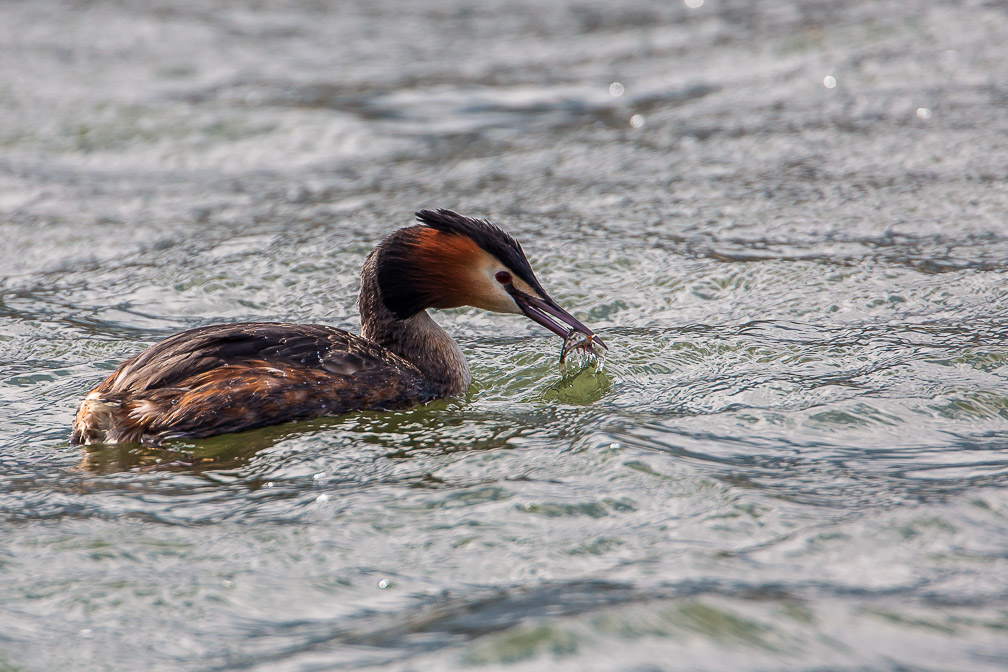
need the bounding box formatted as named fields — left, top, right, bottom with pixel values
left=507, top=286, right=608, bottom=356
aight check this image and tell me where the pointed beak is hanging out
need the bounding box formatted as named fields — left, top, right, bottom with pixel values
left=509, top=289, right=608, bottom=353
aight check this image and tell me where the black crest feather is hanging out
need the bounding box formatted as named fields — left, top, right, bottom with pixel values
left=414, top=209, right=544, bottom=295
left=375, top=209, right=546, bottom=319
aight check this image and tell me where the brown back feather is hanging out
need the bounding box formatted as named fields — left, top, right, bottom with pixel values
left=72, top=322, right=432, bottom=444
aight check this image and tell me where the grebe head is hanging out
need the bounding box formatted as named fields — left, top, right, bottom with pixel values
left=374, top=208, right=606, bottom=351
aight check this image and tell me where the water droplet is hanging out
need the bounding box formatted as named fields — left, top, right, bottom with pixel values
left=630, top=114, right=645, bottom=129
left=609, top=442, right=621, bottom=450
left=823, top=75, right=837, bottom=89
left=684, top=0, right=704, bottom=7
left=609, top=82, right=625, bottom=97
left=312, top=471, right=326, bottom=481
left=377, top=579, right=389, bottom=589
left=265, top=481, right=274, bottom=488
left=79, top=629, right=93, bottom=639
left=223, top=580, right=234, bottom=589
left=916, top=107, right=932, bottom=120
left=316, top=493, right=330, bottom=503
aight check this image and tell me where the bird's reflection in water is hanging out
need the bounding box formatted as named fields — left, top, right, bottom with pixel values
left=74, top=398, right=525, bottom=475
left=76, top=415, right=351, bottom=474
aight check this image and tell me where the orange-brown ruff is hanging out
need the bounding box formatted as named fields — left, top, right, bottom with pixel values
left=71, top=209, right=605, bottom=445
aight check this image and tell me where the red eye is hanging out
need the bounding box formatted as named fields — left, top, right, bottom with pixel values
left=495, top=271, right=512, bottom=284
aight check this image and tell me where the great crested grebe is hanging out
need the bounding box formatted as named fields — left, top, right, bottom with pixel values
left=71, top=209, right=606, bottom=445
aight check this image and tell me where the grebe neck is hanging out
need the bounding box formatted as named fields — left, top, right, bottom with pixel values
left=358, top=253, right=471, bottom=396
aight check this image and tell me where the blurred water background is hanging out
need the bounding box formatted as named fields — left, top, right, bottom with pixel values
left=2, top=0, right=1008, bottom=670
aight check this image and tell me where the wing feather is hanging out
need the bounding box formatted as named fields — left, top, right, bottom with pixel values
left=73, top=322, right=431, bottom=444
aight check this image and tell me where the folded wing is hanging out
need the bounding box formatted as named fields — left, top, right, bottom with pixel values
left=71, top=322, right=431, bottom=444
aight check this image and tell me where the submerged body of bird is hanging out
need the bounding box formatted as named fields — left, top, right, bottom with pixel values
left=71, top=209, right=606, bottom=445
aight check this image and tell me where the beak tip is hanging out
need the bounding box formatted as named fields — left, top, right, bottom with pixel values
left=514, top=290, right=608, bottom=353
left=587, top=334, right=608, bottom=355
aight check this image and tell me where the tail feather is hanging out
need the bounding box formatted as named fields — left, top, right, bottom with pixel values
left=71, top=394, right=129, bottom=445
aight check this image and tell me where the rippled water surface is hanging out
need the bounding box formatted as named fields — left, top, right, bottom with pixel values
left=3, top=1, right=1008, bottom=670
